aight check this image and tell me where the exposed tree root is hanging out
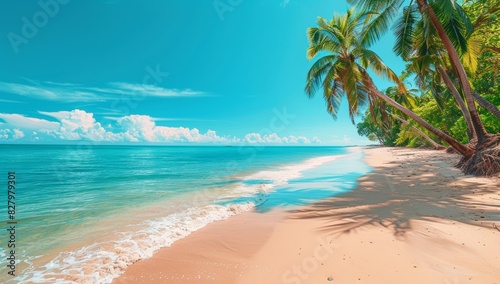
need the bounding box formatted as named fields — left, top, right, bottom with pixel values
left=459, top=134, right=500, bottom=177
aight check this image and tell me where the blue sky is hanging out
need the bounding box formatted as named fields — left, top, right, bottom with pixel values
left=0, top=0, right=404, bottom=145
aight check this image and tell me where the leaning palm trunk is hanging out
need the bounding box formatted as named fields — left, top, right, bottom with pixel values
left=305, top=9, right=498, bottom=176
left=391, top=113, right=446, bottom=150
left=416, top=0, right=488, bottom=141
left=362, top=71, right=474, bottom=157
left=473, top=92, right=500, bottom=120
left=436, top=65, right=475, bottom=140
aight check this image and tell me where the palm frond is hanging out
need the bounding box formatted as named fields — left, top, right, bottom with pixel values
left=361, top=0, right=403, bottom=47
left=306, top=32, right=342, bottom=59
left=322, top=63, right=344, bottom=119
left=431, top=1, right=470, bottom=54
left=461, top=34, right=482, bottom=73
left=393, top=4, right=418, bottom=60
left=305, top=55, right=337, bottom=97
left=339, top=62, right=363, bottom=122
left=357, top=48, right=405, bottom=92
left=454, top=3, right=473, bottom=37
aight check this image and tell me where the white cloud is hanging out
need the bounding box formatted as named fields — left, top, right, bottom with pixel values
left=12, top=129, right=24, bottom=139
left=312, top=136, right=321, bottom=143
left=0, top=129, right=10, bottom=139
left=0, top=82, right=105, bottom=102
left=263, top=133, right=283, bottom=143
left=0, top=128, right=24, bottom=140
left=0, top=113, right=59, bottom=130
left=38, top=110, right=72, bottom=120
left=117, top=115, right=156, bottom=142
left=41, top=110, right=121, bottom=141
left=0, top=110, right=320, bottom=145
left=109, top=83, right=204, bottom=97
left=244, top=133, right=311, bottom=144
left=0, top=99, right=22, bottom=103
left=117, top=115, right=229, bottom=143
left=282, top=135, right=310, bottom=144
left=0, top=110, right=119, bottom=141
left=282, top=136, right=297, bottom=143
left=244, top=133, right=264, bottom=143
left=104, top=115, right=179, bottom=122
left=0, top=80, right=205, bottom=103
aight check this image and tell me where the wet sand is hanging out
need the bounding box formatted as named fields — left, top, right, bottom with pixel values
left=114, top=147, right=500, bottom=283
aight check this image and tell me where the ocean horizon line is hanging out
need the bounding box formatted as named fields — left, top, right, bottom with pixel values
left=0, top=143, right=373, bottom=148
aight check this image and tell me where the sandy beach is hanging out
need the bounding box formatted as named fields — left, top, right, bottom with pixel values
left=113, top=147, right=500, bottom=284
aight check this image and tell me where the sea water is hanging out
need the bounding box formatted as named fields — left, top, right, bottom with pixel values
left=0, top=145, right=370, bottom=283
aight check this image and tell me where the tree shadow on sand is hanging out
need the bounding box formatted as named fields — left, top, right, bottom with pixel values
left=288, top=148, right=500, bottom=239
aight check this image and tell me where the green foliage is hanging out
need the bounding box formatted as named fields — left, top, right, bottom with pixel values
left=481, top=112, right=500, bottom=134
left=408, top=95, right=472, bottom=144
left=408, top=137, right=424, bottom=148
left=464, top=0, right=500, bottom=135
left=450, top=116, right=469, bottom=143
left=358, top=90, right=499, bottom=147
left=463, top=0, right=500, bottom=49
left=305, top=8, right=403, bottom=123
left=356, top=112, right=401, bottom=146
left=355, top=0, right=500, bottom=148
left=395, top=126, right=421, bottom=147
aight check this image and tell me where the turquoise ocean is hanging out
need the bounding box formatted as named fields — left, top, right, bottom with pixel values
left=0, top=145, right=370, bottom=283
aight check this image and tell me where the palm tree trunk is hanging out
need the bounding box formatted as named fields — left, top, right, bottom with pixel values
left=416, top=0, right=488, bottom=142
left=375, top=134, right=384, bottom=146
left=436, top=65, right=475, bottom=140
left=391, top=113, right=446, bottom=150
left=473, top=92, right=500, bottom=120
left=361, top=71, right=474, bottom=157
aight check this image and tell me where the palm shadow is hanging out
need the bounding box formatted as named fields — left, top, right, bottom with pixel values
left=288, top=148, right=500, bottom=239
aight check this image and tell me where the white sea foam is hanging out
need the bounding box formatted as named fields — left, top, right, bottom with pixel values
left=14, top=152, right=355, bottom=284
left=243, top=154, right=348, bottom=185
left=15, top=204, right=254, bottom=284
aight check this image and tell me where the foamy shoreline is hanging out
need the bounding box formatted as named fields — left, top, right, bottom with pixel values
left=114, top=147, right=500, bottom=284
left=12, top=149, right=361, bottom=284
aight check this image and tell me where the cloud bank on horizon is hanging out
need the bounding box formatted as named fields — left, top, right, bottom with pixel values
left=0, top=109, right=320, bottom=145
left=0, top=79, right=327, bottom=145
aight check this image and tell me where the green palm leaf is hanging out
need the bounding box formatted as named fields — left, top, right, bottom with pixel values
left=305, top=55, right=337, bottom=97
left=393, top=4, right=419, bottom=60
left=361, top=0, right=403, bottom=46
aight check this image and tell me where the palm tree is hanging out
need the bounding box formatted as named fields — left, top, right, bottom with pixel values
left=436, top=65, right=476, bottom=140
left=371, top=86, right=445, bottom=149
left=348, top=0, right=490, bottom=142
left=305, top=9, right=474, bottom=156
left=391, top=113, right=445, bottom=150
left=466, top=1, right=500, bottom=120
left=384, top=85, right=445, bottom=148
left=473, top=92, right=500, bottom=120
left=402, top=14, right=477, bottom=140
left=407, top=53, right=476, bottom=140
